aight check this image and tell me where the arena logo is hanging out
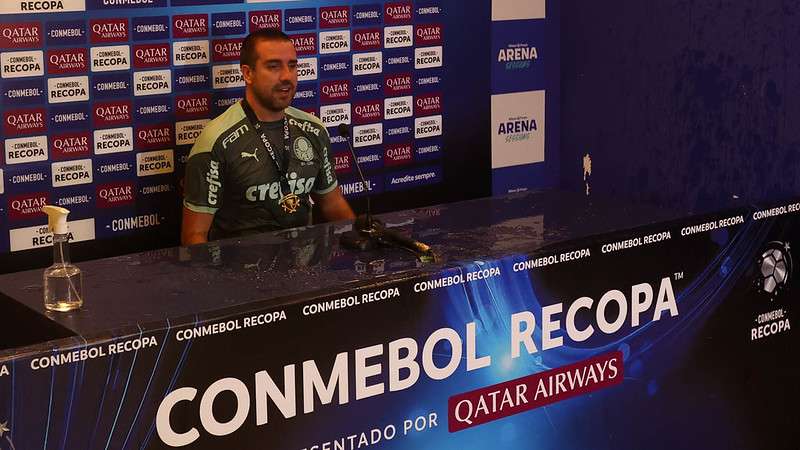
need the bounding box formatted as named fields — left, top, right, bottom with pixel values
left=46, top=20, right=85, bottom=46
left=384, top=1, right=413, bottom=24
left=497, top=117, right=538, bottom=136
left=290, top=33, right=317, bottom=56
left=132, top=16, right=169, bottom=41
left=8, top=192, right=48, bottom=221
left=319, top=103, right=351, bottom=127
left=285, top=8, right=316, bottom=31
left=90, top=45, right=131, bottom=73
left=51, top=158, right=92, bottom=188
left=415, top=24, right=443, bottom=46
left=384, top=143, right=413, bottom=166
left=333, top=151, right=352, bottom=173
left=212, top=39, right=242, bottom=62
left=352, top=52, right=383, bottom=76
left=47, top=75, right=89, bottom=104
left=353, top=123, right=382, bottom=148
left=320, top=6, right=350, bottom=28
left=212, top=64, right=243, bottom=89
left=353, top=100, right=382, bottom=124
left=384, top=25, right=413, bottom=49
left=415, top=92, right=442, bottom=115
left=174, top=67, right=211, bottom=92
left=296, top=57, right=318, bottom=82
left=173, top=40, right=210, bottom=66
left=93, top=100, right=131, bottom=127
left=137, top=149, right=174, bottom=176
left=353, top=28, right=382, bottom=51
left=498, top=44, right=539, bottom=70
left=415, top=46, right=443, bottom=69
left=384, top=50, right=413, bottom=72
left=1, top=50, right=44, bottom=79
left=320, top=79, right=350, bottom=103
left=92, top=72, right=131, bottom=98
left=49, top=104, right=89, bottom=129
left=96, top=181, right=135, bottom=207
left=384, top=73, right=412, bottom=95
left=0, top=22, right=42, bottom=48
left=353, top=4, right=382, bottom=26
left=94, top=126, right=133, bottom=154
left=2, top=79, right=46, bottom=105
left=176, top=119, right=208, bottom=146
left=134, top=69, right=172, bottom=96
left=320, top=55, right=350, bottom=79
left=4, top=108, right=46, bottom=135
left=212, top=12, right=245, bottom=36
left=384, top=96, right=413, bottom=120
left=90, top=18, right=128, bottom=44
left=249, top=11, right=281, bottom=32
left=319, top=30, right=351, bottom=54
left=175, top=93, right=211, bottom=119
left=47, top=48, right=87, bottom=74
left=415, top=115, right=443, bottom=138
left=10, top=218, right=95, bottom=253
left=133, top=43, right=170, bottom=69
left=135, top=123, right=173, bottom=150
left=172, top=14, right=208, bottom=39
left=50, top=131, right=91, bottom=159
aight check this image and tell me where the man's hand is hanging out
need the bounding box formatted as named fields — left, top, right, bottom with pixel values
left=312, top=186, right=356, bottom=222
left=181, top=207, right=214, bottom=245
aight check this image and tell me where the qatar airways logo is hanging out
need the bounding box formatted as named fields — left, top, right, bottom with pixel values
left=416, top=24, right=443, bottom=46
left=385, top=1, right=413, bottom=24
left=321, top=79, right=350, bottom=102
left=4, top=108, right=46, bottom=135
left=97, top=181, right=135, bottom=208
left=320, top=6, right=350, bottom=28
left=290, top=33, right=316, bottom=56
left=0, top=22, right=42, bottom=48
left=212, top=39, right=242, bottom=62
left=50, top=131, right=91, bottom=159
left=90, top=18, right=128, bottom=44
left=333, top=151, right=351, bottom=173
left=353, top=29, right=382, bottom=51
left=93, top=101, right=131, bottom=127
left=175, top=93, right=210, bottom=119
left=415, top=93, right=442, bottom=115
left=47, top=48, right=87, bottom=74
left=136, top=123, right=173, bottom=150
left=249, top=11, right=281, bottom=31
left=8, top=192, right=48, bottom=221
left=353, top=100, right=382, bottom=124
left=133, top=43, right=170, bottom=69
left=384, top=73, right=412, bottom=95
left=385, top=143, right=413, bottom=166
left=173, top=15, right=208, bottom=39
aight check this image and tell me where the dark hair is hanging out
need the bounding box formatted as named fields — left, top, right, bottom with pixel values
left=239, top=29, right=292, bottom=67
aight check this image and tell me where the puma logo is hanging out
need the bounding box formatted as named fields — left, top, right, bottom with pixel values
left=240, top=148, right=259, bottom=162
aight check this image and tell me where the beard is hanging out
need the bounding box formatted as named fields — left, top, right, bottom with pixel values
left=253, top=82, right=296, bottom=114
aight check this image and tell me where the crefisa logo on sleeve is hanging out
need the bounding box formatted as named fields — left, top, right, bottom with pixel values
left=384, top=1, right=413, bottom=24
left=319, top=30, right=351, bottom=54
left=51, top=158, right=93, bottom=187
left=296, top=57, right=318, bottom=82
left=415, top=92, right=442, bottom=115
left=1, top=50, right=44, bottom=79
left=172, top=14, right=208, bottom=39
left=320, top=6, right=350, bottom=29
left=173, top=40, right=210, bottom=66
left=290, top=33, right=317, bottom=56
left=384, top=72, right=412, bottom=95
left=2, top=79, right=46, bottom=105
left=353, top=123, right=382, bottom=148
left=0, top=22, right=42, bottom=49
left=353, top=4, right=382, bottom=26
left=50, top=131, right=91, bottom=160
left=47, top=48, right=88, bottom=74
left=321, top=79, right=350, bottom=103
left=4, top=107, right=46, bottom=135
left=133, top=43, right=170, bottom=69
left=173, top=66, right=211, bottom=92
left=46, top=20, right=86, bottom=46
left=90, top=18, right=128, bottom=44
left=93, top=100, right=132, bottom=127
left=285, top=8, right=316, bottom=31
left=132, top=16, right=170, bottom=41
left=137, top=149, right=174, bottom=176
left=211, top=63, right=243, bottom=89
left=319, top=103, right=351, bottom=128
left=353, top=28, right=382, bottom=51
left=8, top=191, right=48, bottom=221
left=49, top=103, right=90, bottom=130
left=249, top=10, right=281, bottom=32
left=47, top=75, right=89, bottom=104
left=212, top=38, right=242, bottom=62
left=94, top=126, right=133, bottom=154
left=90, top=45, right=131, bottom=72
left=96, top=180, right=135, bottom=207
left=91, top=72, right=131, bottom=99
left=133, top=69, right=172, bottom=96
left=175, top=93, right=211, bottom=119
left=415, top=24, right=442, bottom=45
left=135, top=123, right=173, bottom=150
left=212, top=12, right=245, bottom=36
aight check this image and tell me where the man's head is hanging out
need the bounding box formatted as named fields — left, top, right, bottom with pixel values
left=240, top=29, right=297, bottom=116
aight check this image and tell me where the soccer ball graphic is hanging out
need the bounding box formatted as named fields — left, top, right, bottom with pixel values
left=757, top=242, right=792, bottom=297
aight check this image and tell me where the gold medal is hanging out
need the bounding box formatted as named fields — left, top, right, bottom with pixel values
left=279, top=193, right=301, bottom=214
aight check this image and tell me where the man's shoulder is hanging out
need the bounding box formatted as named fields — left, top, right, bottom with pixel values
left=189, top=102, right=249, bottom=157
left=286, top=106, right=328, bottom=139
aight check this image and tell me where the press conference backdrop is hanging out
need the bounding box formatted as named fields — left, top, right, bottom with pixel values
left=0, top=0, right=555, bottom=267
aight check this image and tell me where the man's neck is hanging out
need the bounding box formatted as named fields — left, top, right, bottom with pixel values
left=244, top=91, right=285, bottom=122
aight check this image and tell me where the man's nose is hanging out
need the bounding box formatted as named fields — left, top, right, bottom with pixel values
left=279, top=64, right=293, bottom=81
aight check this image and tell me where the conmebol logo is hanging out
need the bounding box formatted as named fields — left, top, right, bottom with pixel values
left=212, top=39, right=242, bottom=62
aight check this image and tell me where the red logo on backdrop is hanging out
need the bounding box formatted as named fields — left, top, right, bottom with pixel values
left=4, top=108, right=46, bottom=136
left=384, top=143, right=413, bottom=166
left=96, top=181, right=136, bottom=208
left=319, top=6, right=350, bottom=29
left=93, top=101, right=132, bottom=127
left=212, top=39, right=242, bottom=62
left=249, top=11, right=282, bottom=31
left=320, top=79, right=351, bottom=103
left=175, top=93, right=211, bottom=119
left=415, top=24, right=443, bottom=45
left=333, top=152, right=352, bottom=173
left=50, top=132, right=91, bottom=160
left=353, top=100, right=382, bottom=124
left=290, top=33, right=317, bottom=56
left=8, top=192, right=49, bottom=221
left=173, top=14, right=208, bottom=38
left=384, top=2, right=413, bottom=24
left=135, top=123, right=174, bottom=150
left=47, top=48, right=88, bottom=74
left=447, top=352, right=624, bottom=432
left=353, top=28, right=382, bottom=51
left=296, top=105, right=318, bottom=117
left=0, top=22, right=42, bottom=48
left=90, top=18, right=128, bottom=44
left=415, top=93, right=442, bottom=115
left=133, top=43, right=170, bottom=69
left=384, top=73, right=412, bottom=95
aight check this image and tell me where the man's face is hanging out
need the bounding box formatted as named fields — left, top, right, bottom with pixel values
left=242, top=39, right=298, bottom=114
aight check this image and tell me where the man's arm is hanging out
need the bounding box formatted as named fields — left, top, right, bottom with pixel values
left=181, top=207, right=215, bottom=245
left=312, top=187, right=355, bottom=222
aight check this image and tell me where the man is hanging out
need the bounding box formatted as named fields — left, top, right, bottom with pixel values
left=182, top=29, right=354, bottom=245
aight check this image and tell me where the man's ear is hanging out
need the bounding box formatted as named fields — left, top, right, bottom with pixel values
left=241, top=64, right=253, bottom=85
